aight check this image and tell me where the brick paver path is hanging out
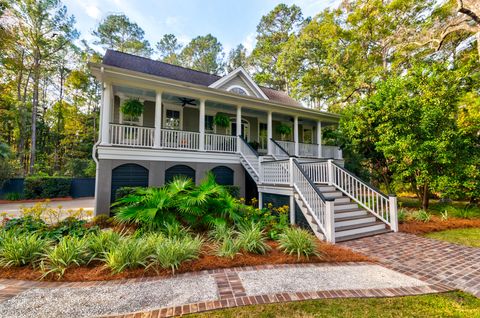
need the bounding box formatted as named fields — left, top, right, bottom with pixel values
left=0, top=263, right=449, bottom=318
left=341, top=232, right=480, bottom=297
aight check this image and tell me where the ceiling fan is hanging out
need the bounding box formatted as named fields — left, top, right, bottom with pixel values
left=178, top=97, right=196, bottom=107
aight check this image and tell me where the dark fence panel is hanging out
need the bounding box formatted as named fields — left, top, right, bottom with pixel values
left=71, top=178, right=95, bottom=198
left=0, top=178, right=24, bottom=197
left=1, top=178, right=95, bottom=199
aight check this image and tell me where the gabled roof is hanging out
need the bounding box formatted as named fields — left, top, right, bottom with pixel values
left=208, top=67, right=269, bottom=100
left=102, top=50, right=302, bottom=107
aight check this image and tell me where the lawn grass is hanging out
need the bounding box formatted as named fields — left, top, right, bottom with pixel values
left=186, top=292, right=480, bottom=318
left=425, top=228, right=480, bottom=248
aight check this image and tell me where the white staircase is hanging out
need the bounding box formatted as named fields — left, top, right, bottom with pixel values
left=237, top=137, right=398, bottom=243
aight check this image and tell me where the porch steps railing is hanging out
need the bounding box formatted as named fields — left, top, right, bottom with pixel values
left=238, top=136, right=398, bottom=243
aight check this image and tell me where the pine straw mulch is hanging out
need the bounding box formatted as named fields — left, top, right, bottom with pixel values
left=400, top=216, right=480, bottom=235
left=0, top=241, right=371, bottom=282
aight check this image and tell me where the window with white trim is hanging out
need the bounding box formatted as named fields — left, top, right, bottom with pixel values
left=228, top=86, right=248, bottom=96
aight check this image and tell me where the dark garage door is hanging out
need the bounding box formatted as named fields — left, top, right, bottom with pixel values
left=211, top=166, right=234, bottom=185
left=165, top=165, right=195, bottom=184
left=111, top=164, right=149, bottom=202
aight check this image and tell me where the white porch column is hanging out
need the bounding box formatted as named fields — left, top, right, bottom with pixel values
left=100, top=82, right=112, bottom=145
left=317, top=121, right=322, bottom=158
left=236, top=105, right=242, bottom=152
left=294, top=115, right=299, bottom=157
left=154, top=91, right=162, bottom=148
left=199, top=98, right=206, bottom=151
left=289, top=194, right=295, bottom=225
left=267, top=111, right=273, bottom=155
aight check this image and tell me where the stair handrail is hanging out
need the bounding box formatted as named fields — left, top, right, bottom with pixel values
left=328, top=160, right=398, bottom=232
left=270, top=138, right=290, bottom=160
left=292, top=159, right=336, bottom=242
left=238, top=135, right=260, bottom=179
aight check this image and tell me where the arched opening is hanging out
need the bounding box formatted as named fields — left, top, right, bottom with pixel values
left=111, top=163, right=149, bottom=203
left=165, top=165, right=196, bottom=184
left=211, top=166, right=234, bottom=185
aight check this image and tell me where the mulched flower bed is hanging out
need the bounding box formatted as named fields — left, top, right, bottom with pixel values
left=0, top=241, right=371, bottom=282
left=400, top=217, right=480, bottom=235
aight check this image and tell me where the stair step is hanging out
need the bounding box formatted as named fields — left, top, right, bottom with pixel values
left=335, top=215, right=376, bottom=228
left=317, top=185, right=336, bottom=192
left=335, top=222, right=386, bottom=238
left=334, top=209, right=368, bottom=219
left=335, top=229, right=392, bottom=243
left=322, top=191, right=344, bottom=198
left=333, top=197, right=351, bottom=203
left=333, top=203, right=359, bottom=211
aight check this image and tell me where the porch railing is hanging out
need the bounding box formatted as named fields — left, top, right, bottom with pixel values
left=299, top=143, right=318, bottom=157
left=330, top=161, right=398, bottom=231
left=160, top=129, right=200, bottom=151
left=205, top=133, right=236, bottom=153
left=322, top=145, right=342, bottom=159
left=270, top=139, right=290, bottom=160
left=260, top=159, right=291, bottom=185
left=300, top=161, right=329, bottom=183
left=276, top=140, right=295, bottom=156
left=109, top=123, right=155, bottom=147
left=238, top=136, right=260, bottom=179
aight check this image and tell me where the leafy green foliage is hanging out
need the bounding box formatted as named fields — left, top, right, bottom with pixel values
left=0, top=232, right=50, bottom=268
left=213, top=113, right=230, bottom=128
left=120, top=98, right=144, bottom=117
left=149, top=235, right=203, bottom=273
left=239, top=204, right=290, bottom=239
left=215, top=236, right=240, bottom=259
left=236, top=222, right=270, bottom=255
left=93, top=14, right=152, bottom=57
left=24, top=177, right=72, bottom=199
left=87, top=230, right=122, bottom=260
left=113, top=174, right=242, bottom=231
left=179, top=34, right=224, bottom=74
left=414, top=210, right=432, bottom=223
left=277, top=227, right=319, bottom=260
left=41, top=236, right=90, bottom=278
left=104, top=237, right=150, bottom=274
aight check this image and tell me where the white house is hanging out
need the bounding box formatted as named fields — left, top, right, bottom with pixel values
left=89, top=50, right=398, bottom=243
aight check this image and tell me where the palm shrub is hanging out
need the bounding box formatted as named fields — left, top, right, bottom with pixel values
left=113, top=177, right=193, bottom=230
left=236, top=222, right=270, bottom=254
left=104, top=237, right=151, bottom=274
left=277, top=227, right=320, bottom=260
left=41, top=236, right=90, bottom=278
left=149, top=235, right=203, bottom=273
left=0, top=232, right=50, bottom=267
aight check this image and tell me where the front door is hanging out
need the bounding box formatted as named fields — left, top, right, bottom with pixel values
left=230, top=119, right=249, bottom=140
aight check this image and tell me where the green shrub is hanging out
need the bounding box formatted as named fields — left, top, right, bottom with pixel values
left=161, top=222, right=190, bottom=239
left=3, top=192, right=22, bottom=200
left=115, top=186, right=144, bottom=201
left=149, top=236, right=203, bottom=273
left=3, top=216, right=48, bottom=233
left=223, top=185, right=240, bottom=198
left=0, top=232, right=50, bottom=267
left=236, top=222, right=270, bottom=254
left=91, top=214, right=113, bottom=227
left=277, top=227, right=319, bottom=260
left=414, top=210, right=431, bottom=222
left=208, top=223, right=234, bottom=242
left=24, top=177, right=72, bottom=199
left=88, top=230, right=122, bottom=260
left=46, top=217, right=99, bottom=240
left=215, top=236, right=240, bottom=259
left=397, top=209, right=408, bottom=223
left=104, top=237, right=150, bottom=274
left=41, top=236, right=90, bottom=278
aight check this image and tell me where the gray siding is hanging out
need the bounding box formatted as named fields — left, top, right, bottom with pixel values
left=143, top=101, right=155, bottom=127
left=184, top=107, right=199, bottom=131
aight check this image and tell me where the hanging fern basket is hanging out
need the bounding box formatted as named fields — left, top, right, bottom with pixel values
left=276, top=123, right=292, bottom=136
left=120, top=98, right=144, bottom=117
left=214, top=113, right=231, bottom=128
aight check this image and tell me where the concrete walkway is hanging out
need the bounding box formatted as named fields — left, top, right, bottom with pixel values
left=341, top=232, right=480, bottom=297
left=0, top=197, right=95, bottom=217
left=0, top=263, right=449, bottom=318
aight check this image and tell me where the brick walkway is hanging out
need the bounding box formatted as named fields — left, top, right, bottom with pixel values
left=0, top=263, right=449, bottom=318
left=341, top=232, right=480, bottom=298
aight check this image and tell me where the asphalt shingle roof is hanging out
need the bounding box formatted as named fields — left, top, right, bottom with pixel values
left=102, top=50, right=302, bottom=107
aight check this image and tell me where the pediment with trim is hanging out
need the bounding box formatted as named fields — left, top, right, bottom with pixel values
left=209, top=67, right=269, bottom=100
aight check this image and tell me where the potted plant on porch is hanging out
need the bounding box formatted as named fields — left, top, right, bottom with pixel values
left=277, top=123, right=292, bottom=141
left=213, top=113, right=230, bottom=129
left=120, top=98, right=144, bottom=119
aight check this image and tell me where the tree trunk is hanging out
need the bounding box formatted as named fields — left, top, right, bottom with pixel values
left=30, top=53, right=40, bottom=175
left=421, top=183, right=430, bottom=210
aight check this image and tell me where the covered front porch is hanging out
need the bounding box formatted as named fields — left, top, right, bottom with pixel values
left=100, top=84, right=342, bottom=159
